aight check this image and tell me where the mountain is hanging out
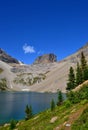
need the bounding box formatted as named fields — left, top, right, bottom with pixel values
left=34, top=53, right=57, bottom=64
left=0, top=43, right=88, bottom=92
left=0, top=48, right=19, bottom=64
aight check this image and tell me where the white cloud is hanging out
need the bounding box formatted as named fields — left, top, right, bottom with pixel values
left=23, top=43, right=35, bottom=54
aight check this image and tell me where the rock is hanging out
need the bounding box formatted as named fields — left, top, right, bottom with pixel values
left=34, top=53, right=57, bottom=64
left=63, top=121, right=67, bottom=126
left=34, top=116, right=39, bottom=120
left=0, top=48, right=19, bottom=64
left=65, top=123, right=71, bottom=127
left=55, top=126, right=59, bottom=130
left=71, top=109, right=76, bottom=113
left=4, top=123, right=10, bottom=127
left=16, top=122, right=20, bottom=126
left=50, top=116, right=58, bottom=123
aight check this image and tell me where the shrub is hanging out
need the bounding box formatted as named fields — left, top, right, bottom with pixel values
left=64, top=100, right=72, bottom=108
left=67, top=84, right=88, bottom=104
left=10, top=119, right=17, bottom=130
left=33, top=77, right=41, bottom=84
left=80, top=99, right=88, bottom=105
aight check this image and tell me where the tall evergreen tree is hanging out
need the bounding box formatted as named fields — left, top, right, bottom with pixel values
left=80, top=52, right=88, bottom=81
left=57, top=90, right=63, bottom=105
left=84, top=66, right=88, bottom=80
left=25, top=105, right=33, bottom=120
left=81, top=52, right=87, bottom=71
left=76, top=62, right=83, bottom=86
left=51, top=99, right=55, bottom=111
left=66, top=66, right=75, bottom=90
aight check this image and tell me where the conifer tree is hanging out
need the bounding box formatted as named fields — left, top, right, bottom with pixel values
left=66, top=66, right=75, bottom=90
left=80, top=52, right=88, bottom=81
left=57, top=90, right=63, bottom=105
left=76, top=62, right=83, bottom=85
left=51, top=99, right=55, bottom=111
left=25, top=105, right=33, bottom=120
left=84, top=66, right=88, bottom=80
left=10, top=119, right=17, bottom=130
left=81, top=52, right=87, bottom=71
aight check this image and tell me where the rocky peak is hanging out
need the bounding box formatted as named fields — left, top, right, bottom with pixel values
left=34, top=53, right=57, bottom=64
left=0, top=48, right=4, bottom=54
left=0, top=48, right=19, bottom=64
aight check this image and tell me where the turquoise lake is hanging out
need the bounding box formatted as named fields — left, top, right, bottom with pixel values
left=0, top=92, right=60, bottom=124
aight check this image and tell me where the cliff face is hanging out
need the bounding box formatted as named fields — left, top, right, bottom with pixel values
left=34, top=53, right=57, bottom=64
left=0, top=48, right=19, bottom=64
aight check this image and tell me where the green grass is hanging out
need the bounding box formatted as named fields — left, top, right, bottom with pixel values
left=72, top=105, right=88, bottom=130
left=15, top=105, right=72, bottom=130
left=0, top=101, right=87, bottom=130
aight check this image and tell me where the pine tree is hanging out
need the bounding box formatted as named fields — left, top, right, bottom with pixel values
left=10, top=119, right=17, bottom=130
left=25, top=105, right=33, bottom=120
left=66, top=66, right=75, bottom=90
left=57, top=90, right=63, bottom=105
left=80, top=52, right=88, bottom=81
left=29, top=105, right=33, bottom=118
left=84, top=66, right=88, bottom=80
left=81, top=52, right=87, bottom=71
left=76, top=62, right=83, bottom=86
left=51, top=99, right=55, bottom=111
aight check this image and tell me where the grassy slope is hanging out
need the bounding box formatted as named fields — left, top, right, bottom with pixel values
left=0, top=100, right=88, bottom=130
left=72, top=105, right=88, bottom=130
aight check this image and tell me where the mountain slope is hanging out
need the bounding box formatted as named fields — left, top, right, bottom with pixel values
left=0, top=43, right=88, bottom=92
left=0, top=48, right=19, bottom=64
left=0, top=60, right=16, bottom=90
left=29, top=43, right=88, bottom=92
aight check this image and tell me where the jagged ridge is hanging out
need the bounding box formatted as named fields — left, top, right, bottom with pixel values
left=0, top=48, right=19, bottom=64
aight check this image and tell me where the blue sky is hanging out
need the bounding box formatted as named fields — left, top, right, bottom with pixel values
left=0, top=0, right=88, bottom=64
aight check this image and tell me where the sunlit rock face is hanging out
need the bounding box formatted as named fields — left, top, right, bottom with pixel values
left=34, top=53, right=57, bottom=64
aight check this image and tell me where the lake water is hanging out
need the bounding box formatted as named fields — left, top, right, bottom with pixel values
left=0, top=92, right=66, bottom=124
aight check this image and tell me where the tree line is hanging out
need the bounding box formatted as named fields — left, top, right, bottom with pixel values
left=66, top=52, right=88, bottom=91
